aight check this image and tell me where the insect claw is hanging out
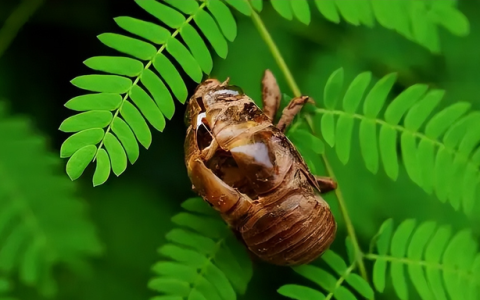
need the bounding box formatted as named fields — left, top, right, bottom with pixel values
left=221, top=77, right=231, bottom=86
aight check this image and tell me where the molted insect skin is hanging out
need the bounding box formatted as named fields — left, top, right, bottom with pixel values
left=184, top=78, right=337, bottom=266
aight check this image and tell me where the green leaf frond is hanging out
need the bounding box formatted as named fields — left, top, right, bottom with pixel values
left=0, top=102, right=102, bottom=296
left=257, top=0, right=469, bottom=53
left=148, top=197, right=253, bottom=300
left=59, top=0, right=260, bottom=185
left=0, top=277, right=14, bottom=300
left=366, top=218, right=480, bottom=300
left=278, top=242, right=373, bottom=300
left=299, top=67, right=480, bottom=215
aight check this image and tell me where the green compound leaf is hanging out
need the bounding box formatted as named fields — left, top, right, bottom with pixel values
left=379, top=125, right=398, bottom=180
left=342, top=71, right=371, bottom=113
left=320, top=113, right=335, bottom=147
left=129, top=85, right=166, bottom=132
left=384, top=84, right=428, bottom=125
left=250, top=0, right=262, bottom=12
left=363, top=73, right=397, bottom=118
left=71, top=74, right=132, bottom=93
left=194, top=10, right=228, bottom=58
left=271, top=0, right=470, bottom=52
left=323, top=67, right=344, bottom=109
left=425, top=102, right=471, bottom=139
left=225, top=0, right=251, bottom=16
left=93, top=148, right=110, bottom=186
left=140, top=69, right=175, bottom=120
left=271, top=0, right=293, bottom=20
left=111, top=117, right=139, bottom=164
left=404, top=89, right=443, bottom=131
left=278, top=284, right=326, bottom=300
left=309, top=69, right=480, bottom=214
left=66, top=145, right=96, bottom=181
left=164, top=0, right=198, bottom=14
left=401, top=132, right=422, bottom=186
left=180, top=23, right=213, bottom=74
left=153, top=53, right=188, bottom=103
left=136, top=0, right=185, bottom=28
left=60, top=128, right=104, bottom=158
left=64, top=93, right=122, bottom=111
left=61, top=0, right=242, bottom=185
left=368, top=219, right=480, bottom=300
left=104, top=132, right=127, bottom=176
left=335, top=115, right=354, bottom=164
left=114, top=16, right=170, bottom=44
left=280, top=248, right=372, bottom=300
left=166, top=37, right=203, bottom=83
left=121, top=100, right=152, bottom=149
left=59, top=111, right=112, bottom=133
left=314, top=0, right=340, bottom=23
left=84, top=56, right=143, bottom=77
left=359, top=119, right=379, bottom=174
left=290, top=0, right=311, bottom=25
left=98, top=33, right=157, bottom=60
left=335, top=0, right=360, bottom=25
left=0, top=103, right=102, bottom=296
left=432, top=5, right=470, bottom=36
left=149, top=198, right=253, bottom=300
left=207, top=0, right=237, bottom=42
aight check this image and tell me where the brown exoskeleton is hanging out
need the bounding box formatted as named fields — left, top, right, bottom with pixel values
left=184, top=70, right=337, bottom=266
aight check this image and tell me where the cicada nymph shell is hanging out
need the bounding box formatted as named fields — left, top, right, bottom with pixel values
left=184, top=72, right=337, bottom=266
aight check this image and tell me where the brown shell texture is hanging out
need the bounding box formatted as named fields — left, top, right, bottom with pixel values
left=184, top=78, right=337, bottom=266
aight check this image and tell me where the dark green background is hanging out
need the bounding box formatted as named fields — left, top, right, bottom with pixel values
left=0, top=0, right=479, bottom=299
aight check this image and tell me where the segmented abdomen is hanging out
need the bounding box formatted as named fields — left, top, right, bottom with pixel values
left=233, top=159, right=337, bottom=266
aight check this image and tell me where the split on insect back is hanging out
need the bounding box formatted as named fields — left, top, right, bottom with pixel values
left=184, top=70, right=338, bottom=266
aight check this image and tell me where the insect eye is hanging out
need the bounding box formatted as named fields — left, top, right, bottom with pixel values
left=226, top=85, right=244, bottom=95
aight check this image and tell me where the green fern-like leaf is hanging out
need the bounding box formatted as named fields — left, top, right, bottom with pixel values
left=149, top=197, right=253, bottom=300
left=278, top=244, right=373, bottom=300
left=259, top=0, right=469, bottom=53
left=304, top=67, right=480, bottom=215
left=60, top=0, right=240, bottom=185
left=0, top=102, right=102, bottom=296
left=367, top=218, right=480, bottom=300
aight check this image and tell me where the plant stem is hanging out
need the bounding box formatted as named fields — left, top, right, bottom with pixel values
left=249, top=9, right=301, bottom=97
left=321, top=154, right=368, bottom=279
left=249, top=6, right=368, bottom=280
left=0, top=0, right=44, bottom=59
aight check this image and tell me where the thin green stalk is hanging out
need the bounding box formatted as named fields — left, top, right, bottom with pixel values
left=0, top=0, right=44, bottom=58
left=249, top=9, right=301, bottom=98
left=249, top=6, right=368, bottom=280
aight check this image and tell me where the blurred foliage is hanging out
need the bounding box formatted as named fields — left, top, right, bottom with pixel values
left=0, top=0, right=479, bottom=300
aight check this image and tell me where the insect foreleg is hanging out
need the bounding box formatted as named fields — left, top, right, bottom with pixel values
left=276, top=96, right=311, bottom=132
left=187, top=157, right=253, bottom=227
left=261, top=69, right=281, bottom=121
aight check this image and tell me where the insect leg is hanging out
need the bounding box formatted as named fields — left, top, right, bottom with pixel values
left=261, top=69, right=281, bottom=121
left=200, top=138, right=219, bottom=161
left=188, top=158, right=252, bottom=219
left=276, top=96, right=310, bottom=132
left=314, top=176, right=337, bottom=194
